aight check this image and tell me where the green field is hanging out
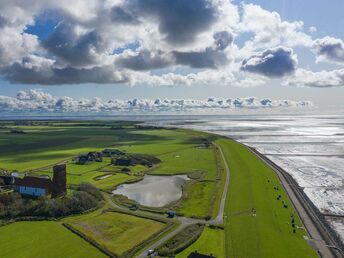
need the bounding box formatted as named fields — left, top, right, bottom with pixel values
left=0, top=221, right=106, bottom=258
left=176, top=226, right=225, bottom=258
left=216, top=138, right=317, bottom=258
left=0, top=122, right=223, bottom=218
left=0, top=121, right=318, bottom=258
left=63, top=210, right=166, bottom=256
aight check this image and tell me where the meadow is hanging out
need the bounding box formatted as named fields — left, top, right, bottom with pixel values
left=63, top=209, right=166, bottom=257
left=0, top=122, right=223, bottom=219
left=0, top=221, right=106, bottom=258
left=216, top=138, right=317, bottom=258
left=0, top=121, right=318, bottom=258
left=176, top=226, right=225, bottom=258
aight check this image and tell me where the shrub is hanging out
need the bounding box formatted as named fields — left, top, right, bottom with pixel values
left=0, top=184, right=103, bottom=220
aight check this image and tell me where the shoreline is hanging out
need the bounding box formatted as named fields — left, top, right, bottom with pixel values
left=248, top=145, right=344, bottom=258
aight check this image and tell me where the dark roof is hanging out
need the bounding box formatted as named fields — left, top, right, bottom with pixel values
left=187, top=252, right=214, bottom=258
left=14, top=176, right=52, bottom=189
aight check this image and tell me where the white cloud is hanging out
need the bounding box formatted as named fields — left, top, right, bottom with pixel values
left=238, top=3, right=312, bottom=53
left=0, top=89, right=312, bottom=113
left=0, top=0, right=341, bottom=90
left=313, top=36, right=344, bottom=64
left=283, top=68, right=344, bottom=88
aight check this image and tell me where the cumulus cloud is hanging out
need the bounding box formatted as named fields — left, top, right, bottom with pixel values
left=238, top=4, right=312, bottom=51
left=313, top=37, right=344, bottom=64
left=241, top=47, right=297, bottom=78
left=284, top=68, right=344, bottom=88
left=0, top=0, right=338, bottom=87
left=0, top=89, right=312, bottom=113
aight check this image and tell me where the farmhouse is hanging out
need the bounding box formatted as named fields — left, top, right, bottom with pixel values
left=102, top=148, right=124, bottom=157
left=13, top=176, right=52, bottom=197
left=12, top=164, right=67, bottom=198
left=76, top=152, right=103, bottom=164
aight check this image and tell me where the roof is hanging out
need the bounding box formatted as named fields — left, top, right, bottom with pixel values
left=187, top=252, right=214, bottom=258
left=14, top=176, right=52, bottom=189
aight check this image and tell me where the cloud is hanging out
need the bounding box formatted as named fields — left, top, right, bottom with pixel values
left=283, top=68, right=344, bottom=88
left=241, top=47, right=297, bottom=78
left=131, top=0, right=218, bottom=45
left=115, top=50, right=173, bottom=71
left=0, top=89, right=312, bottom=113
left=238, top=3, right=312, bottom=50
left=0, top=0, right=339, bottom=88
left=313, top=37, right=344, bottom=64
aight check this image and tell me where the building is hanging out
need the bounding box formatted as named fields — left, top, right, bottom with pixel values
left=187, top=252, right=214, bottom=258
left=12, top=164, right=67, bottom=198
left=13, top=176, right=52, bottom=197
left=76, top=152, right=103, bottom=164
left=102, top=149, right=124, bottom=157
left=52, top=164, right=67, bottom=198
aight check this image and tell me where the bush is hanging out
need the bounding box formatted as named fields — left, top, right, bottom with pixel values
left=157, top=224, right=204, bottom=256
left=0, top=184, right=103, bottom=220
left=112, top=153, right=161, bottom=167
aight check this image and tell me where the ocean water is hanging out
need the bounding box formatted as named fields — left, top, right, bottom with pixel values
left=145, top=114, right=344, bottom=241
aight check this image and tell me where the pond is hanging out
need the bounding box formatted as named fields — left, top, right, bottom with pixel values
left=112, top=175, right=188, bottom=207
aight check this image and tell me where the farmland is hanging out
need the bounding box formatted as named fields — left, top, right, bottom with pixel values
left=0, top=121, right=319, bottom=258
left=0, top=221, right=106, bottom=258
left=63, top=209, right=166, bottom=257
left=176, top=226, right=225, bottom=258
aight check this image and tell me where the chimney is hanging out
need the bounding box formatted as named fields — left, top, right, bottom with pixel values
left=52, top=164, right=67, bottom=198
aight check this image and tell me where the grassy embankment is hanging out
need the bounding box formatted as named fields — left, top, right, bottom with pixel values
left=215, top=138, right=317, bottom=258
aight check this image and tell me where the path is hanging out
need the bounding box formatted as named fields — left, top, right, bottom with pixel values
left=249, top=146, right=343, bottom=258
left=103, top=143, right=231, bottom=258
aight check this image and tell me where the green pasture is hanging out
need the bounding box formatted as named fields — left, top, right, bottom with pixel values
left=176, top=226, right=225, bottom=258
left=63, top=210, right=165, bottom=256
left=216, top=138, right=317, bottom=258
left=0, top=221, right=106, bottom=258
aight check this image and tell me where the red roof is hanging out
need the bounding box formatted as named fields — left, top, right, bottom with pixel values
left=14, top=176, right=52, bottom=190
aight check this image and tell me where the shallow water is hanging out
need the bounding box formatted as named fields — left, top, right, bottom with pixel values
left=112, top=175, right=188, bottom=207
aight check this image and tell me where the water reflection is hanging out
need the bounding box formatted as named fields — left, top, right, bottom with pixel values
left=112, top=175, right=188, bottom=207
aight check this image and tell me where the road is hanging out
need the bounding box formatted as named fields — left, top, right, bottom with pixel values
left=125, top=144, right=230, bottom=258
left=249, top=146, right=344, bottom=258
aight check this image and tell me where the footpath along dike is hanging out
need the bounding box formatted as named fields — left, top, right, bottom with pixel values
left=249, top=146, right=344, bottom=258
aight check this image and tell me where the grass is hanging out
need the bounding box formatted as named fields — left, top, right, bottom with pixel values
left=63, top=209, right=166, bottom=256
left=176, top=181, right=217, bottom=218
left=0, top=123, right=222, bottom=219
left=176, top=226, right=225, bottom=258
left=216, top=138, right=317, bottom=258
left=0, top=221, right=106, bottom=258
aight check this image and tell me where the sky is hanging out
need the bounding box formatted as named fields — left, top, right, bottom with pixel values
left=0, top=0, right=344, bottom=113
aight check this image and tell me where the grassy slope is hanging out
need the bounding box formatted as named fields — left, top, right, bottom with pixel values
left=63, top=210, right=165, bottom=256
left=0, top=221, right=106, bottom=258
left=176, top=227, right=225, bottom=258
left=216, top=138, right=317, bottom=258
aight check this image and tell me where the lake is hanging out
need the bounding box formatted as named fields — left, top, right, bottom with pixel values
left=112, top=175, right=188, bottom=207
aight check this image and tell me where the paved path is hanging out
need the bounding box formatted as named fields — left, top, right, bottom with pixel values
left=249, top=146, right=343, bottom=258
left=105, top=143, right=231, bottom=258
left=212, top=143, right=230, bottom=225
